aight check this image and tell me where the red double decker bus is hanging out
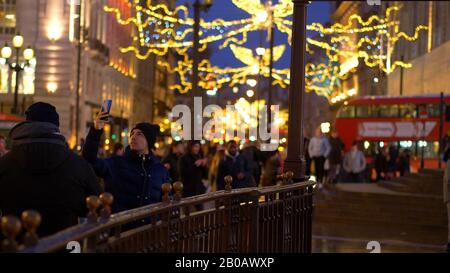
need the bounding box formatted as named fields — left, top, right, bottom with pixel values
left=335, top=94, right=450, bottom=171
left=0, top=112, right=24, bottom=137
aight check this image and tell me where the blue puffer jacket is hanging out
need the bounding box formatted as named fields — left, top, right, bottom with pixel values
left=82, top=127, right=170, bottom=213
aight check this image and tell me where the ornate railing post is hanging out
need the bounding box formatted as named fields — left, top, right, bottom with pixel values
left=168, top=182, right=183, bottom=252
left=248, top=190, right=260, bottom=253
left=99, top=193, right=114, bottom=220
left=0, top=216, right=22, bottom=253
left=21, top=210, right=41, bottom=248
left=85, top=196, right=101, bottom=252
left=282, top=172, right=294, bottom=252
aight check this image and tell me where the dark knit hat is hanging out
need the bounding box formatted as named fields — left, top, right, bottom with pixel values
left=131, top=123, right=160, bottom=149
left=25, top=102, right=60, bottom=127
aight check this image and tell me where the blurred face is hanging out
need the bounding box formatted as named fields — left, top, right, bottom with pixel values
left=315, top=128, right=322, bottom=137
left=0, top=138, right=5, bottom=150
left=191, top=143, right=201, bottom=155
left=351, top=145, right=358, bottom=152
left=175, top=143, right=185, bottom=154
left=116, top=147, right=125, bottom=156
left=129, top=129, right=148, bottom=154
left=228, top=143, right=238, bottom=155
left=331, top=131, right=338, bottom=138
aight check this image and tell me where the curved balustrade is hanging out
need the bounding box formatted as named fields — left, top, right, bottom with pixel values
left=0, top=173, right=315, bottom=253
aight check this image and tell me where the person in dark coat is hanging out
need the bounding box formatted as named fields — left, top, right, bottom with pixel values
left=178, top=140, right=208, bottom=198
left=387, top=143, right=399, bottom=179
left=0, top=102, right=100, bottom=238
left=82, top=111, right=169, bottom=213
left=327, top=130, right=345, bottom=184
left=397, top=149, right=411, bottom=177
left=217, top=140, right=254, bottom=190
left=304, top=137, right=311, bottom=176
left=261, top=150, right=282, bottom=187
left=162, top=141, right=185, bottom=182
left=241, top=143, right=262, bottom=186
left=373, top=147, right=388, bottom=181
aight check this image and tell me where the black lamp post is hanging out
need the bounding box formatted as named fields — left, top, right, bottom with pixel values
left=190, top=0, right=213, bottom=140
left=1, top=33, right=34, bottom=115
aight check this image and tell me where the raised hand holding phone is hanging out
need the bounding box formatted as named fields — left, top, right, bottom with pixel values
left=94, top=100, right=112, bottom=130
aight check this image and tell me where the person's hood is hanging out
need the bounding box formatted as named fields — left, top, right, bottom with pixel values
left=8, top=121, right=70, bottom=174
left=225, top=150, right=240, bottom=161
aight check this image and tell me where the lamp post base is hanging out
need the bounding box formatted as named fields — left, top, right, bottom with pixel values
left=284, top=158, right=308, bottom=182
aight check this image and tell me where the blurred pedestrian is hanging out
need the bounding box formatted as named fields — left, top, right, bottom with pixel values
left=327, top=130, right=345, bottom=184
left=241, top=143, right=262, bottom=186
left=208, top=145, right=225, bottom=191
left=0, top=102, right=100, bottom=237
left=261, top=150, right=282, bottom=187
left=387, top=143, right=399, bottom=179
left=308, top=128, right=331, bottom=185
left=178, top=140, right=208, bottom=198
left=113, top=142, right=125, bottom=157
left=343, top=141, right=367, bottom=183
left=304, top=137, right=311, bottom=176
left=162, top=141, right=185, bottom=182
left=83, top=110, right=169, bottom=213
left=0, top=135, right=8, bottom=157
left=217, top=140, right=254, bottom=190
left=373, top=147, right=387, bottom=181
left=397, top=149, right=411, bottom=177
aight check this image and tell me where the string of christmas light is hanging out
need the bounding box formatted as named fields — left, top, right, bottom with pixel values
left=106, top=2, right=428, bottom=102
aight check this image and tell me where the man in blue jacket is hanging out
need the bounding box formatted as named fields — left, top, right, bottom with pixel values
left=82, top=111, right=170, bottom=213
left=217, top=140, right=255, bottom=190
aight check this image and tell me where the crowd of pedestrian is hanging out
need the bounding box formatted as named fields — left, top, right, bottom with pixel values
left=0, top=102, right=289, bottom=238
left=304, top=128, right=411, bottom=185
left=0, top=102, right=418, bottom=239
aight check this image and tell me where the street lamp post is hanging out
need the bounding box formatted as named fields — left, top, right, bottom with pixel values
left=284, top=0, right=309, bottom=182
left=1, top=34, right=34, bottom=115
left=75, top=0, right=84, bottom=149
left=191, top=0, right=213, bottom=140
left=267, top=6, right=275, bottom=132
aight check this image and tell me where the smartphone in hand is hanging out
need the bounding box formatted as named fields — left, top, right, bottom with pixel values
left=100, top=99, right=112, bottom=121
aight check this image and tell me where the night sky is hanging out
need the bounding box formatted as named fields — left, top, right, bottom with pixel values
left=175, top=0, right=332, bottom=69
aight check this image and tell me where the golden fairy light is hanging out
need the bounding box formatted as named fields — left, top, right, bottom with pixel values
left=105, top=1, right=428, bottom=102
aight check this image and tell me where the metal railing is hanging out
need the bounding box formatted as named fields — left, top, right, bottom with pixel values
left=1, top=173, right=314, bottom=253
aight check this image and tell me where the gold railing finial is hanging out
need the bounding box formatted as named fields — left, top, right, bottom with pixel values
left=162, top=183, right=173, bottom=203
left=285, top=171, right=294, bottom=184
left=99, top=193, right=114, bottom=219
left=224, top=175, right=233, bottom=192
left=86, top=196, right=101, bottom=223
left=1, top=215, right=22, bottom=252
left=21, top=210, right=41, bottom=248
left=173, top=182, right=183, bottom=202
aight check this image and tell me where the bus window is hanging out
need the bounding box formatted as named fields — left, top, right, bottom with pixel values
left=337, top=105, right=355, bottom=118
left=399, top=104, right=417, bottom=118
left=426, top=104, right=440, bottom=117
left=356, top=105, right=375, bottom=118
left=378, top=104, right=399, bottom=118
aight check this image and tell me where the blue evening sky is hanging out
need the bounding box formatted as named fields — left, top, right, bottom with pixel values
left=175, top=0, right=332, bottom=69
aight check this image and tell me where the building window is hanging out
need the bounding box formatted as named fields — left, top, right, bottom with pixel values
left=0, top=0, right=16, bottom=34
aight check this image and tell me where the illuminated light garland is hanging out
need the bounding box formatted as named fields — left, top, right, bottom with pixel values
left=107, top=2, right=428, bottom=102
